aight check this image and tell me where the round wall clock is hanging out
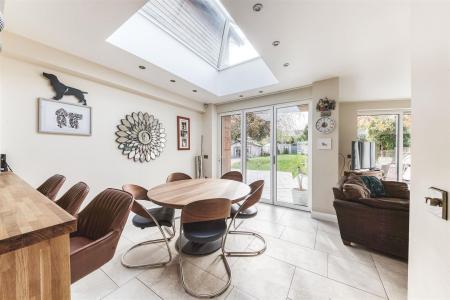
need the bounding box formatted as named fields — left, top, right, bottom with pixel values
left=315, top=117, right=336, bottom=134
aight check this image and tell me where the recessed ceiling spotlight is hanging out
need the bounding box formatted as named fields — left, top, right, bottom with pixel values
left=192, top=89, right=197, bottom=93
left=253, top=3, right=263, bottom=12
left=283, top=62, right=290, bottom=67
left=259, top=90, right=264, bottom=93
left=170, top=79, right=176, bottom=82
left=138, top=65, right=146, bottom=70
left=239, top=95, right=244, bottom=98
left=272, top=41, right=280, bottom=47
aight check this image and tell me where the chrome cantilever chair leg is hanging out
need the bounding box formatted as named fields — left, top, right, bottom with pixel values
left=223, top=211, right=267, bottom=257
left=121, top=212, right=174, bottom=269
left=178, top=222, right=232, bottom=299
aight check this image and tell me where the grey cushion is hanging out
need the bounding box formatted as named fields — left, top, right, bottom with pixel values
left=231, top=203, right=258, bottom=219
left=132, top=207, right=175, bottom=229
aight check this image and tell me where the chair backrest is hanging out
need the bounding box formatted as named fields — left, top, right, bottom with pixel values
left=166, top=172, right=192, bottom=183
left=220, top=171, right=243, bottom=182
left=37, top=174, right=66, bottom=201
left=241, top=180, right=264, bottom=210
left=55, top=182, right=89, bottom=216
left=76, top=188, right=133, bottom=241
left=181, top=198, right=231, bottom=224
left=122, top=184, right=150, bottom=218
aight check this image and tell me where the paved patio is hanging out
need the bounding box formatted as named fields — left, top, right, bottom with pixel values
left=240, top=170, right=309, bottom=208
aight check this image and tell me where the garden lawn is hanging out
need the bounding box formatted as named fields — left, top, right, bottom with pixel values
left=231, top=154, right=307, bottom=177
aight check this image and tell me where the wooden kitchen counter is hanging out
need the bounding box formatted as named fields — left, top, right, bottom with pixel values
left=0, top=172, right=77, bottom=300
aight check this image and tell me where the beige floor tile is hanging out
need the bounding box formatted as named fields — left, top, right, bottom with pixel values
left=225, top=286, right=258, bottom=300
left=71, top=269, right=118, bottom=300
left=315, top=230, right=374, bottom=265
left=288, top=267, right=384, bottom=300
left=276, top=209, right=318, bottom=233
left=250, top=235, right=327, bottom=276
left=280, top=226, right=317, bottom=249
left=230, top=254, right=295, bottom=300
left=372, top=254, right=408, bottom=300
left=138, top=259, right=230, bottom=300
left=72, top=204, right=407, bottom=300
left=254, top=203, right=288, bottom=223
left=239, top=218, right=286, bottom=238
left=103, top=278, right=161, bottom=300
left=102, top=239, right=168, bottom=286
left=316, top=220, right=341, bottom=235
left=328, top=255, right=386, bottom=298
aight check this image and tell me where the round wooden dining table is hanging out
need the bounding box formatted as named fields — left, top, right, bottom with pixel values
left=147, top=178, right=251, bottom=255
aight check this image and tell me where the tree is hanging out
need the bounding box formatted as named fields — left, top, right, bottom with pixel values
left=358, top=117, right=396, bottom=151
left=246, top=112, right=270, bottom=143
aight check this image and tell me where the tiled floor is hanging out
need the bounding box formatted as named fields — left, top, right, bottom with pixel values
left=72, top=203, right=408, bottom=300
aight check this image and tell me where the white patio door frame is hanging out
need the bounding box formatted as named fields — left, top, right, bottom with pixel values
left=219, top=100, right=312, bottom=211
left=273, top=101, right=312, bottom=211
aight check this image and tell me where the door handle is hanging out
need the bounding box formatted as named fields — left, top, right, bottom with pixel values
left=425, top=197, right=443, bottom=207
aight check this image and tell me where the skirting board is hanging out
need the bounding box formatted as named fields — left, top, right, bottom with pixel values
left=311, top=211, right=338, bottom=222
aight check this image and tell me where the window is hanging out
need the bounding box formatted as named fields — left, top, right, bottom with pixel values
left=357, top=110, right=411, bottom=182
left=140, top=0, right=259, bottom=70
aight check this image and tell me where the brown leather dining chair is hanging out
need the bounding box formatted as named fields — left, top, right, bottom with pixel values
left=121, top=184, right=175, bottom=268
left=179, top=198, right=232, bottom=298
left=223, top=180, right=266, bottom=256
left=166, top=172, right=192, bottom=182
left=55, top=182, right=89, bottom=216
left=220, top=171, right=243, bottom=182
left=37, top=174, right=66, bottom=201
left=70, top=188, right=133, bottom=283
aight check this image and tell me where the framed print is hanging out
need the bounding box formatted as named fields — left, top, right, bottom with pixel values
left=177, top=116, right=190, bottom=150
left=317, top=138, right=332, bottom=150
left=38, top=98, right=92, bottom=136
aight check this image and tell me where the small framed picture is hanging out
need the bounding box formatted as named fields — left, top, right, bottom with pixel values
left=317, top=138, right=332, bottom=150
left=38, top=98, right=92, bottom=136
left=177, top=116, right=190, bottom=150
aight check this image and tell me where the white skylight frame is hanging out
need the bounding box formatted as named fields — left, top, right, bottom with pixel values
left=138, top=0, right=260, bottom=71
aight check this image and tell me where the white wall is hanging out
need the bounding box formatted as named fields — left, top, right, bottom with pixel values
left=408, top=1, right=450, bottom=299
left=202, top=104, right=217, bottom=178
left=0, top=55, right=202, bottom=200
left=311, top=78, right=340, bottom=216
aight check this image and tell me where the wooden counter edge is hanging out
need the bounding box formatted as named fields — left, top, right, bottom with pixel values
left=0, top=218, right=77, bottom=255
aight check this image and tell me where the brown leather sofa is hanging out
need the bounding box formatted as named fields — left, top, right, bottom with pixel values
left=333, top=180, right=410, bottom=259
left=70, top=188, right=133, bottom=283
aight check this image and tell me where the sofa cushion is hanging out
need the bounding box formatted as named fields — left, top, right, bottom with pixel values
left=342, top=183, right=371, bottom=200
left=382, top=181, right=410, bottom=199
left=356, top=197, right=409, bottom=211
left=361, top=176, right=386, bottom=197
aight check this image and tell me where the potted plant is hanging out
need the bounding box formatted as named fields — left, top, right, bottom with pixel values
left=291, top=156, right=308, bottom=206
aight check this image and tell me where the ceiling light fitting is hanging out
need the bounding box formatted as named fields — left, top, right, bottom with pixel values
left=170, top=79, right=176, bottom=82
left=259, top=90, right=264, bottom=93
left=283, top=62, right=290, bottom=67
left=192, top=89, right=197, bottom=93
left=272, top=41, right=280, bottom=47
left=138, top=65, right=146, bottom=70
left=253, top=3, right=263, bottom=12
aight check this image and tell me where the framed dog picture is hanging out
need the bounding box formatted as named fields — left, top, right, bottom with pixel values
left=38, top=98, right=92, bottom=136
left=177, top=116, right=190, bottom=150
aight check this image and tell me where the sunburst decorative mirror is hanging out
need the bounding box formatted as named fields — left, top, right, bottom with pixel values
left=115, top=112, right=166, bottom=162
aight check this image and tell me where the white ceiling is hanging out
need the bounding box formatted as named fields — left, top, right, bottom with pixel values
left=3, top=0, right=411, bottom=104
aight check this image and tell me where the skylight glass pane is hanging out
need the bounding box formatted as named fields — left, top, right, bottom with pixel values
left=140, top=0, right=226, bottom=68
left=139, top=0, right=260, bottom=70
left=220, top=22, right=260, bottom=69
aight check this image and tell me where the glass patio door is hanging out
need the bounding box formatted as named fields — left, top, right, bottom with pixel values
left=244, top=109, right=273, bottom=204
left=274, top=103, right=310, bottom=209
left=219, top=101, right=312, bottom=210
